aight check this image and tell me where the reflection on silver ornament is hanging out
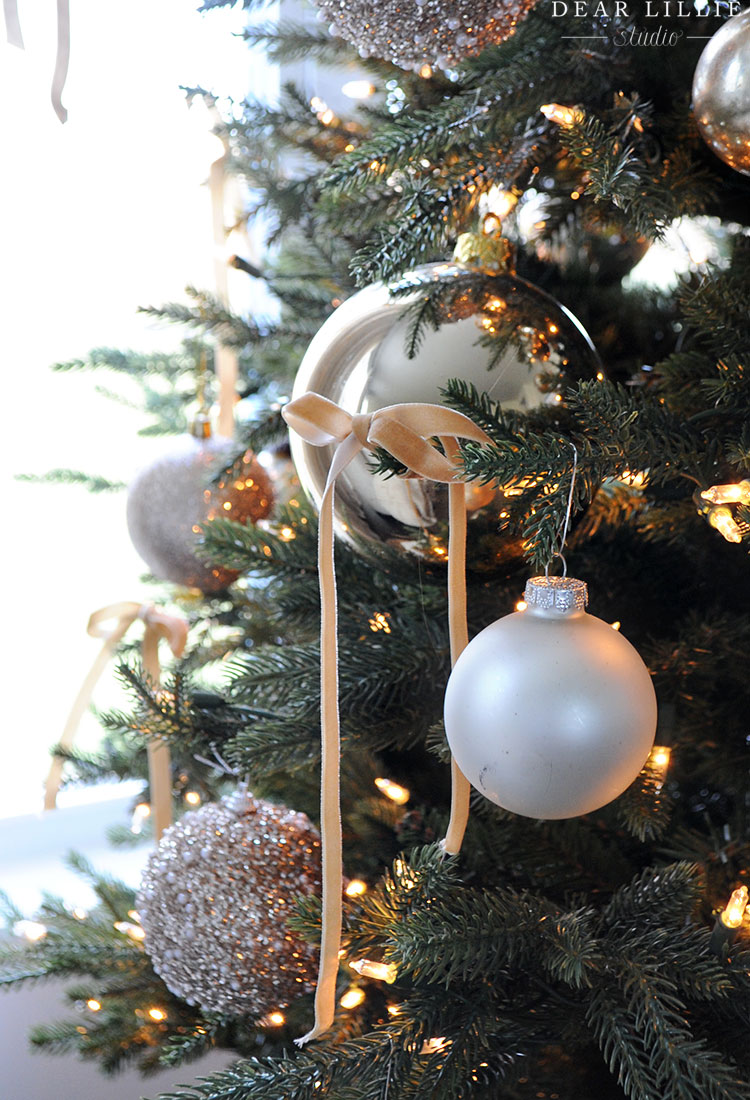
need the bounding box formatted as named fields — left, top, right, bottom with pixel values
left=126, top=422, right=274, bottom=593
left=290, top=262, right=600, bottom=566
left=315, top=0, right=538, bottom=69
left=444, top=576, right=657, bottom=819
left=692, top=8, right=750, bottom=176
left=137, top=787, right=321, bottom=1017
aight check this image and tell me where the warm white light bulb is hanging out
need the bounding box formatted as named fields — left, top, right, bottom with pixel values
left=341, top=80, right=376, bottom=99
left=540, top=102, right=583, bottom=127
left=114, top=921, right=145, bottom=941
left=721, top=885, right=748, bottom=930
left=701, top=480, right=750, bottom=506
left=14, top=920, right=47, bottom=941
left=421, top=1036, right=450, bottom=1054
left=349, top=958, right=398, bottom=983
left=340, top=987, right=366, bottom=1009
left=708, top=506, right=743, bottom=544
left=646, top=745, right=671, bottom=789
left=374, top=777, right=410, bottom=804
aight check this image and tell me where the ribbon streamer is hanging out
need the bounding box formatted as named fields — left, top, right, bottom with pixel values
left=209, top=149, right=240, bottom=439
left=44, top=602, right=189, bottom=842
left=3, top=0, right=70, bottom=121
left=4, top=0, right=23, bottom=48
left=51, top=0, right=70, bottom=123
left=282, top=392, right=491, bottom=1043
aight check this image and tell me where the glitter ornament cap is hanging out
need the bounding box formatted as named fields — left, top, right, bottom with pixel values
left=315, top=0, right=539, bottom=70
left=137, top=792, right=321, bottom=1018
left=524, top=575, right=588, bottom=613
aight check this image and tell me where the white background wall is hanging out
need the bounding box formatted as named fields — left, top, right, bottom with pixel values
left=2, top=0, right=268, bottom=818
left=1, top=3, right=267, bottom=1094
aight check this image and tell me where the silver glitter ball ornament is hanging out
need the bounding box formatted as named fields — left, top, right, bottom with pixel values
left=315, top=0, right=539, bottom=69
left=290, top=261, right=600, bottom=566
left=692, top=8, right=750, bottom=176
left=126, top=427, right=274, bottom=593
left=137, top=788, right=321, bottom=1017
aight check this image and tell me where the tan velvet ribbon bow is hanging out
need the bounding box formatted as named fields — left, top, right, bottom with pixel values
left=44, top=602, right=189, bottom=841
left=282, top=392, right=491, bottom=1044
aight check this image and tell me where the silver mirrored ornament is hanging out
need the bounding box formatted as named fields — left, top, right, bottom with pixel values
left=692, top=8, right=750, bottom=176
left=137, top=789, right=321, bottom=1017
left=444, top=576, right=657, bottom=819
left=126, top=426, right=274, bottom=593
left=316, top=0, right=539, bottom=69
left=290, top=262, right=600, bottom=566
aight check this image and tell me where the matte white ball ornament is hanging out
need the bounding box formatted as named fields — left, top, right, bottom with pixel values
left=444, top=576, right=657, bottom=819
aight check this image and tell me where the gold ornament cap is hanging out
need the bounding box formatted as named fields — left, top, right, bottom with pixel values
left=453, top=228, right=515, bottom=273
left=191, top=412, right=212, bottom=440
left=524, top=575, right=588, bottom=613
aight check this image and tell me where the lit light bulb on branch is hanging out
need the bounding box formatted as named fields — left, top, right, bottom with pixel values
left=130, top=802, right=151, bottom=835
left=258, top=1010, right=286, bottom=1027
left=710, top=883, right=748, bottom=953
left=374, top=777, right=410, bottom=804
left=721, top=886, right=748, bottom=930
left=646, top=745, right=671, bottom=789
left=421, top=1036, right=451, bottom=1055
left=708, top=505, right=743, bottom=544
left=113, top=920, right=145, bottom=941
left=340, top=987, right=366, bottom=1009
left=701, top=480, right=750, bottom=506
left=349, top=958, right=398, bottom=983
left=341, top=80, right=375, bottom=100
left=14, top=920, right=47, bottom=941
left=540, top=103, right=585, bottom=128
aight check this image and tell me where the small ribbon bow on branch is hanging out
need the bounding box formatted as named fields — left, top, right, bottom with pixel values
left=282, top=392, right=491, bottom=1044
left=45, top=602, right=189, bottom=842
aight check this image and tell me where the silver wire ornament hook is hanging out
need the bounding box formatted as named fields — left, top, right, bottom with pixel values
left=545, top=441, right=578, bottom=577
left=192, top=747, right=238, bottom=777
left=544, top=551, right=568, bottom=580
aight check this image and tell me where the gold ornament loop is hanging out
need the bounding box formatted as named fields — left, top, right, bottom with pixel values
left=282, top=392, right=490, bottom=1045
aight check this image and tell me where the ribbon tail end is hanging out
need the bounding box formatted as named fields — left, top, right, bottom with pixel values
left=294, top=1025, right=327, bottom=1048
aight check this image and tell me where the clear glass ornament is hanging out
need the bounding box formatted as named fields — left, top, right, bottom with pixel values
left=692, top=8, right=750, bottom=177
left=290, top=262, right=600, bottom=566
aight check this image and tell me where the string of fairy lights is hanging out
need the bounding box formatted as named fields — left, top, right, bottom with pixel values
left=13, top=739, right=748, bottom=1042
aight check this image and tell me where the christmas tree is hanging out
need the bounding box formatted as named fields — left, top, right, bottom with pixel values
left=3, top=2, right=750, bottom=1098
